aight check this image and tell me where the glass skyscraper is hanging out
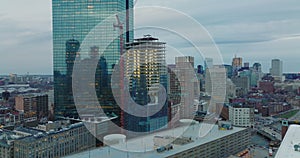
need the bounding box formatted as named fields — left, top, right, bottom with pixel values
left=52, top=0, right=134, bottom=118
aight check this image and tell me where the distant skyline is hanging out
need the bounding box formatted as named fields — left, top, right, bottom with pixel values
left=1, top=0, right=300, bottom=74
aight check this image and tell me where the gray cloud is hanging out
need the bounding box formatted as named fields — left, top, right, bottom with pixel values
left=0, top=0, right=299, bottom=74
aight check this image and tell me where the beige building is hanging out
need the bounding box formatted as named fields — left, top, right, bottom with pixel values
left=175, top=56, right=199, bottom=119
left=229, top=105, right=254, bottom=127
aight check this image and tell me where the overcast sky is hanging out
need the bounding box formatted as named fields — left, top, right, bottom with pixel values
left=0, top=0, right=300, bottom=74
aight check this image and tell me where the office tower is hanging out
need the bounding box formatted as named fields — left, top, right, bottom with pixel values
left=251, top=63, right=263, bottom=87
left=124, top=35, right=168, bottom=132
left=232, top=55, right=243, bottom=69
left=52, top=0, right=134, bottom=118
left=175, top=56, right=198, bottom=119
left=232, top=55, right=243, bottom=76
left=168, top=64, right=181, bottom=105
left=167, top=64, right=181, bottom=126
left=270, top=59, right=283, bottom=81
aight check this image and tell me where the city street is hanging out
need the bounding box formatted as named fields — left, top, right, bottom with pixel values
left=251, top=146, right=277, bottom=158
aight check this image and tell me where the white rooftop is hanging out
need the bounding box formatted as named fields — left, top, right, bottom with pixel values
left=275, top=125, right=300, bottom=158
left=64, top=123, right=247, bottom=158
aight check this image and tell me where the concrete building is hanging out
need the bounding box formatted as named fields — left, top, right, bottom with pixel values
left=204, top=66, right=227, bottom=115
left=65, top=123, right=251, bottom=158
left=13, top=122, right=96, bottom=158
left=229, top=105, right=254, bottom=127
left=175, top=56, right=198, bottom=119
left=270, top=59, right=283, bottom=82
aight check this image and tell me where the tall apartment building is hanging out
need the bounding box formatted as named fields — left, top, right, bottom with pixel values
left=52, top=0, right=134, bottom=118
left=229, top=105, right=254, bottom=127
left=124, top=35, right=168, bottom=132
left=15, top=94, right=48, bottom=121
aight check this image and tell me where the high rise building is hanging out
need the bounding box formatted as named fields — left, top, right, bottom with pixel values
left=270, top=59, right=283, bottom=81
left=167, top=64, right=181, bottom=105
left=232, top=55, right=243, bottom=76
left=223, top=64, right=233, bottom=78
left=52, top=0, right=134, bottom=118
left=232, top=56, right=243, bottom=69
left=204, top=66, right=227, bottom=114
left=250, top=63, right=263, bottom=87
left=124, top=35, right=168, bottom=132
left=175, top=56, right=199, bottom=119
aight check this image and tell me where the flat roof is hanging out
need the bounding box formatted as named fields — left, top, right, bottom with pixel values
left=275, top=125, right=300, bottom=158
left=64, top=123, right=247, bottom=158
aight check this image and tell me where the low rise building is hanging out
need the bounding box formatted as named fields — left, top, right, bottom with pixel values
left=229, top=105, right=254, bottom=127
left=0, top=129, right=23, bottom=158
left=65, top=123, right=250, bottom=158
left=13, top=121, right=96, bottom=158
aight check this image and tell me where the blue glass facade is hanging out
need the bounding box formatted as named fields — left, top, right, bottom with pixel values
left=52, top=0, right=134, bottom=118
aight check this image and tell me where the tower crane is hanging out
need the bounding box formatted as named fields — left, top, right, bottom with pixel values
left=113, top=15, right=125, bottom=129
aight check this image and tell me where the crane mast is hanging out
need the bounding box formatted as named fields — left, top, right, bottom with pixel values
left=113, top=15, right=125, bottom=129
